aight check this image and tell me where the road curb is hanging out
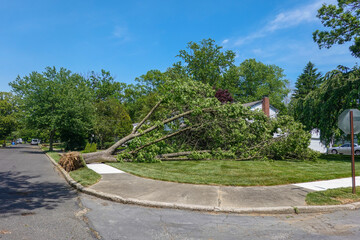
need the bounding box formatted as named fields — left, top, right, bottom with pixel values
left=44, top=152, right=360, bottom=215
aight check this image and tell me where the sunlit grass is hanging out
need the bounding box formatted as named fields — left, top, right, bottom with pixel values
left=108, top=154, right=360, bottom=186
left=306, top=187, right=360, bottom=205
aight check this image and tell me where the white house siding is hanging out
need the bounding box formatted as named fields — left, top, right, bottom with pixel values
left=308, top=129, right=327, bottom=153
left=250, top=103, right=278, bottom=118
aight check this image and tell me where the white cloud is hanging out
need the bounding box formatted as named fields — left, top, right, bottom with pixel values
left=222, top=39, right=229, bottom=45
left=233, top=0, right=337, bottom=46
left=112, top=26, right=130, bottom=42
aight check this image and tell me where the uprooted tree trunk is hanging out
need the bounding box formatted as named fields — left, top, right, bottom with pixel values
left=59, top=151, right=85, bottom=172
left=82, top=100, right=202, bottom=163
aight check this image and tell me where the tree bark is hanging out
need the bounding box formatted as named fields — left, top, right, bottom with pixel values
left=130, top=126, right=192, bottom=154
left=157, top=150, right=211, bottom=158
left=49, top=129, right=55, bottom=152
left=82, top=106, right=200, bottom=163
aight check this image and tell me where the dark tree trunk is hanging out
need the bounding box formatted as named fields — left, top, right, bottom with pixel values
left=49, top=129, right=55, bottom=152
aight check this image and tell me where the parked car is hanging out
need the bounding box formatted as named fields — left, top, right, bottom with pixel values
left=328, top=144, right=360, bottom=155
left=31, top=139, right=39, bottom=145
left=16, top=138, right=23, bottom=144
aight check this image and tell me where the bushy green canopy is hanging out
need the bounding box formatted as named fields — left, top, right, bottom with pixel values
left=118, top=78, right=313, bottom=162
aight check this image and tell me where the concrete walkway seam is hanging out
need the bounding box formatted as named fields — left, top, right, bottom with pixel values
left=44, top=152, right=360, bottom=215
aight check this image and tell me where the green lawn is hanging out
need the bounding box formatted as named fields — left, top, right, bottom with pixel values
left=306, top=187, right=360, bottom=205
left=41, top=145, right=101, bottom=186
left=69, top=167, right=101, bottom=186
left=108, top=154, right=360, bottom=186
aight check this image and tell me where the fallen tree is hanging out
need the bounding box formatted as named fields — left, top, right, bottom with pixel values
left=83, top=78, right=316, bottom=163
left=82, top=79, right=219, bottom=163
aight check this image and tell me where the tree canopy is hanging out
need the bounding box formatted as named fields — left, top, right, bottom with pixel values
left=0, top=92, right=17, bottom=146
left=83, top=77, right=314, bottom=163
left=177, top=38, right=236, bottom=87
left=293, top=62, right=323, bottom=100
left=136, top=39, right=290, bottom=110
left=298, top=66, right=360, bottom=143
left=313, top=0, right=360, bottom=57
left=10, top=67, right=94, bottom=151
left=225, top=59, right=290, bottom=111
left=289, top=62, right=323, bottom=127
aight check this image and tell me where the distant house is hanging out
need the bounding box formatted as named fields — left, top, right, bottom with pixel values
left=243, top=97, right=327, bottom=153
left=309, top=129, right=327, bottom=153
left=243, top=97, right=279, bottom=118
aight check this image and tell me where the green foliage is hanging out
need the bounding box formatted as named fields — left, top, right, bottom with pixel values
left=83, top=142, right=97, bottom=153
left=224, top=59, right=290, bottom=111
left=300, top=66, right=360, bottom=144
left=93, top=98, right=132, bottom=148
left=313, top=0, right=360, bottom=57
left=293, top=62, right=323, bottom=99
left=117, top=78, right=311, bottom=163
left=268, top=116, right=319, bottom=160
left=289, top=62, right=323, bottom=128
left=10, top=67, right=94, bottom=150
left=88, top=69, right=127, bottom=102
left=177, top=38, right=236, bottom=87
left=0, top=92, right=17, bottom=144
left=90, top=142, right=97, bottom=152
left=238, top=59, right=289, bottom=108
left=83, top=143, right=91, bottom=153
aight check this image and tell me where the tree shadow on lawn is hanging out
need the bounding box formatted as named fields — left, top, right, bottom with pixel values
left=0, top=171, right=76, bottom=217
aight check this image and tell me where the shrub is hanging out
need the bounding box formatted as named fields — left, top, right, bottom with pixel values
left=83, top=143, right=91, bottom=153
left=90, top=143, right=97, bottom=152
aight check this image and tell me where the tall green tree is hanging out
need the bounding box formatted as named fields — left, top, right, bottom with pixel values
left=177, top=38, right=236, bottom=87
left=300, top=66, right=360, bottom=143
left=224, top=59, right=290, bottom=111
left=293, top=62, right=323, bottom=99
left=313, top=0, right=360, bottom=57
left=93, top=98, right=132, bottom=148
left=0, top=92, right=17, bottom=146
left=10, top=67, right=94, bottom=151
left=87, top=70, right=127, bottom=102
left=289, top=62, right=323, bottom=128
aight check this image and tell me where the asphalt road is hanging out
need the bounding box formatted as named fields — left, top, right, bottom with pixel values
left=0, top=144, right=97, bottom=240
left=81, top=194, right=360, bottom=240
left=2, top=144, right=360, bottom=240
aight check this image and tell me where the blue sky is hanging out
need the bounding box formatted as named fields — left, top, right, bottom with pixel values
left=0, top=0, right=358, bottom=92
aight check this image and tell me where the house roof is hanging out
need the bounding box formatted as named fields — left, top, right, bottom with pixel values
left=242, top=100, right=263, bottom=108
left=242, top=99, right=279, bottom=112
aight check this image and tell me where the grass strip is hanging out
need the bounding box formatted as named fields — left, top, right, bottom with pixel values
left=108, top=154, right=360, bottom=186
left=306, top=187, right=360, bottom=205
left=41, top=145, right=101, bottom=186
left=69, top=167, right=101, bottom=187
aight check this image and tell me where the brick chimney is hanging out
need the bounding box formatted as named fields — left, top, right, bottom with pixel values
left=262, top=96, right=270, bottom=117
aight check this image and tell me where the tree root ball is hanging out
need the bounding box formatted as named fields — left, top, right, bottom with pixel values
left=59, top=152, right=85, bottom=172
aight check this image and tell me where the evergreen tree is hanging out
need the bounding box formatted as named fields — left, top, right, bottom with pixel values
left=289, top=62, right=323, bottom=130
left=293, top=62, right=323, bottom=99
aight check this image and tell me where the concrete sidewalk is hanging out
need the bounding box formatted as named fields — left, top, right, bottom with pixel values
left=45, top=157, right=360, bottom=214
left=87, top=164, right=312, bottom=209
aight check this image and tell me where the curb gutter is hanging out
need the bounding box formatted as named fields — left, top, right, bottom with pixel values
left=45, top=152, right=360, bottom=215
